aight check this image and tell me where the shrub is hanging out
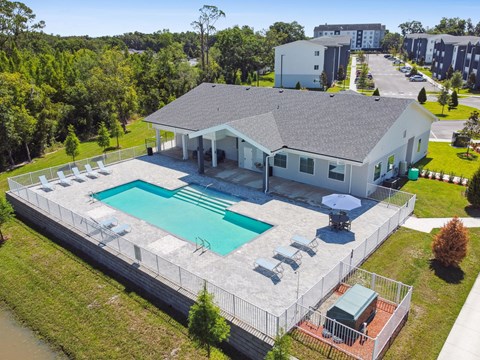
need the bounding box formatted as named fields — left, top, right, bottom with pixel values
left=432, top=217, right=469, bottom=267
left=467, top=166, right=480, bottom=207
left=417, top=87, right=427, bottom=104
left=265, top=330, right=291, bottom=360
left=295, top=81, right=301, bottom=90
left=0, top=198, right=14, bottom=242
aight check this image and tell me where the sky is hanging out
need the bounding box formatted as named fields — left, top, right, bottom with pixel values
left=25, top=0, right=480, bottom=38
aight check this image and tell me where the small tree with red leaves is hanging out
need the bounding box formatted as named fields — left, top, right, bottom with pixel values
left=432, top=217, right=469, bottom=267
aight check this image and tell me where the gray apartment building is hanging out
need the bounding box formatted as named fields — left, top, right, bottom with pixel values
left=431, top=35, right=480, bottom=88
left=403, top=33, right=446, bottom=64
left=313, top=23, right=386, bottom=50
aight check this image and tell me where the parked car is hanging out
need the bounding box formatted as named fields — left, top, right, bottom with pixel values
left=393, top=60, right=404, bottom=65
left=384, top=54, right=391, bottom=58
left=409, top=75, right=426, bottom=82
left=404, top=72, right=412, bottom=77
left=400, top=66, right=412, bottom=73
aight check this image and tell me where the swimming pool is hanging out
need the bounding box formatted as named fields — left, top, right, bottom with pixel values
left=94, top=180, right=272, bottom=255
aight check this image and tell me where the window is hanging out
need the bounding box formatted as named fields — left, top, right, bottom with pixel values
left=417, top=138, right=422, bottom=152
left=300, top=157, right=314, bottom=174
left=314, top=65, right=319, bottom=70
left=274, top=154, right=287, bottom=168
left=328, top=162, right=345, bottom=181
left=387, top=155, right=395, bottom=172
left=314, top=50, right=320, bottom=56
left=374, top=162, right=382, bottom=181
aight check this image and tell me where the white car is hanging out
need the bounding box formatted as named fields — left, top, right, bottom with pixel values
left=409, top=75, right=426, bottom=82
left=400, top=66, right=412, bottom=73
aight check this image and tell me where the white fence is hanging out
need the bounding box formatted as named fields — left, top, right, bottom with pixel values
left=7, top=147, right=415, bottom=355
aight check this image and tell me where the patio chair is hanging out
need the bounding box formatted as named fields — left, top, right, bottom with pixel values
left=274, top=246, right=302, bottom=265
left=39, top=175, right=55, bottom=191
left=110, top=223, right=131, bottom=235
left=57, top=170, right=72, bottom=186
left=90, top=216, right=118, bottom=229
left=84, top=164, right=99, bottom=178
left=291, top=234, right=318, bottom=251
left=97, top=160, right=112, bottom=174
left=254, top=258, right=284, bottom=279
left=72, top=167, right=87, bottom=182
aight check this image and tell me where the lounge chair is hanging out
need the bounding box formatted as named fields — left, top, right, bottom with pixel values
left=274, top=246, right=302, bottom=265
left=84, top=164, right=99, bottom=178
left=97, top=160, right=112, bottom=175
left=91, top=216, right=118, bottom=229
left=57, top=170, right=72, bottom=186
left=72, top=167, right=87, bottom=182
left=254, top=258, right=284, bottom=278
left=291, top=235, right=318, bottom=252
left=110, top=223, right=131, bottom=235
left=39, top=175, right=55, bottom=191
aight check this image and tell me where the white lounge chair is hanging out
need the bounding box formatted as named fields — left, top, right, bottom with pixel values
left=254, top=258, right=284, bottom=278
left=97, top=160, right=112, bottom=175
left=39, top=175, right=55, bottom=191
left=274, top=246, right=302, bottom=265
left=72, top=167, right=87, bottom=182
left=291, top=235, right=318, bottom=252
left=91, top=216, right=118, bottom=229
left=111, top=223, right=131, bottom=235
left=57, top=171, right=72, bottom=186
left=84, top=164, right=99, bottom=178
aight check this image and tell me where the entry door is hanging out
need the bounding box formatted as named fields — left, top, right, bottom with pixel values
left=243, top=147, right=253, bottom=169
left=406, top=136, right=415, bottom=163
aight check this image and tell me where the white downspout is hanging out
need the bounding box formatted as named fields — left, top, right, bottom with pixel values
left=264, top=154, right=274, bottom=193
left=348, top=164, right=353, bottom=194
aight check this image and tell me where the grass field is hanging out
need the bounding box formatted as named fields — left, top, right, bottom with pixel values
left=422, top=101, right=478, bottom=120
left=415, top=142, right=478, bottom=179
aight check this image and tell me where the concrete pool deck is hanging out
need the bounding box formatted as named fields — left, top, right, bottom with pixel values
left=31, top=154, right=399, bottom=315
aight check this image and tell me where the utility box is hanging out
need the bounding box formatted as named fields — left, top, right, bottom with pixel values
left=408, top=168, right=419, bottom=180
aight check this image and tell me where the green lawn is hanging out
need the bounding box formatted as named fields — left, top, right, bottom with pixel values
left=401, top=178, right=478, bottom=218
left=415, top=142, right=478, bottom=179
left=0, top=220, right=227, bottom=359
left=257, top=72, right=275, bottom=87
left=0, top=119, right=156, bottom=194
left=361, top=227, right=480, bottom=360
left=422, top=101, right=478, bottom=120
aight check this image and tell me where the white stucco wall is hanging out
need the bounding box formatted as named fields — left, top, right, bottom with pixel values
left=274, top=41, right=326, bottom=88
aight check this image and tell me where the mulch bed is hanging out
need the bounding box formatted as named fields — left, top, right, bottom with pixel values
left=296, top=284, right=397, bottom=360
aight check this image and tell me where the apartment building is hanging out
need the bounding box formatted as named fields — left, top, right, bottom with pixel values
left=313, top=23, right=386, bottom=50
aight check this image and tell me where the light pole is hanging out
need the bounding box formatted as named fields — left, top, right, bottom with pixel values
left=280, top=54, right=285, bottom=88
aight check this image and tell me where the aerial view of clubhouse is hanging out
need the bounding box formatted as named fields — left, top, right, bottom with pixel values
left=7, top=84, right=436, bottom=359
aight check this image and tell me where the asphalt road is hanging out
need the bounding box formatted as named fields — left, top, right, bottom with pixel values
left=430, top=120, right=465, bottom=141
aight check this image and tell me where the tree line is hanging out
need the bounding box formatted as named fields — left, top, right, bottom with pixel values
left=0, top=1, right=306, bottom=171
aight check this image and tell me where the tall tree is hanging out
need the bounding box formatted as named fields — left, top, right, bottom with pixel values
left=432, top=217, right=469, bottom=267
left=462, top=111, right=480, bottom=157
left=446, top=64, right=454, bottom=80
left=467, top=72, right=477, bottom=90
left=381, top=32, right=402, bottom=53
left=398, top=20, right=425, bottom=36
left=433, top=17, right=467, bottom=36
left=449, top=90, right=459, bottom=109
left=64, top=124, right=80, bottom=162
left=437, top=81, right=451, bottom=115
left=191, top=5, right=225, bottom=73
left=450, top=70, right=463, bottom=91
left=417, top=87, right=427, bottom=104
left=0, top=197, right=14, bottom=242
left=267, top=21, right=306, bottom=45
left=110, top=117, right=124, bottom=149
left=188, top=283, right=230, bottom=358
left=320, top=70, right=328, bottom=90
left=97, top=121, right=110, bottom=152
left=337, top=64, right=346, bottom=89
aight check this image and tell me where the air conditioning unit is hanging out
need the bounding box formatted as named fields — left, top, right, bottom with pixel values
left=399, top=161, right=408, bottom=176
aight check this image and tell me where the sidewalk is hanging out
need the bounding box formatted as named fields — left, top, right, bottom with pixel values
left=401, top=216, right=480, bottom=359
left=349, top=55, right=357, bottom=91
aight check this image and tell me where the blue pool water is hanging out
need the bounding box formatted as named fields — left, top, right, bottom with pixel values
left=94, top=180, right=272, bottom=255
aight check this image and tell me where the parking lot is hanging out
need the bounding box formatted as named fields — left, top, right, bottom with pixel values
left=367, top=54, right=439, bottom=99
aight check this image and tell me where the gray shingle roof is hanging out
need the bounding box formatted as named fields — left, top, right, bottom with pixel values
left=307, top=35, right=351, bottom=46
left=144, top=84, right=417, bottom=163
left=442, top=35, right=480, bottom=45
left=314, top=23, right=385, bottom=32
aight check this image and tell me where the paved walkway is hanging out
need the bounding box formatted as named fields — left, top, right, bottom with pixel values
left=402, top=216, right=480, bottom=359
left=402, top=216, right=480, bottom=233
left=349, top=55, right=357, bottom=91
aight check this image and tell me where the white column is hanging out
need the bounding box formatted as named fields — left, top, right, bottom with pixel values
left=211, top=138, right=217, bottom=167
left=182, top=134, right=188, bottom=160
left=155, top=128, right=161, bottom=152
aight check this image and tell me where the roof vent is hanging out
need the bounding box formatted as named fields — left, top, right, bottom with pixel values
left=246, top=87, right=250, bottom=90
left=212, top=84, right=216, bottom=87
left=277, top=105, right=280, bottom=109
left=279, top=89, right=284, bottom=93
left=217, top=107, right=219, bottom=111
left=330, top=94, right=335, bottom=98
left=375, top=97, right=380, bottom=101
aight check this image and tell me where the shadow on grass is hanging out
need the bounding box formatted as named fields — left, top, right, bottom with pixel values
left=434, top=113, right=448, bottom=118
left=429, top=259, right=465, bottom=284
left=465, top=205, right=480, bottom=217
left=456, top=152, right=478, bottom=161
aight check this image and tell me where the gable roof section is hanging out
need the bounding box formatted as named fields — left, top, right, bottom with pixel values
left=314, top=23, right=385, bottom=32
left=144, top=84, right=418, bottom=163
left=307, top=35, right=351, bottom=47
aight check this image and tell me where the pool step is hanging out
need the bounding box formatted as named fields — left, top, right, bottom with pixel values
left=173, top=187, right=235, bottom=215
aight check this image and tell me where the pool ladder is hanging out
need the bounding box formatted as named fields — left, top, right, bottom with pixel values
left=196, top=183, right=213, bottom=205
left=195, top=237, right=211, bottom=253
